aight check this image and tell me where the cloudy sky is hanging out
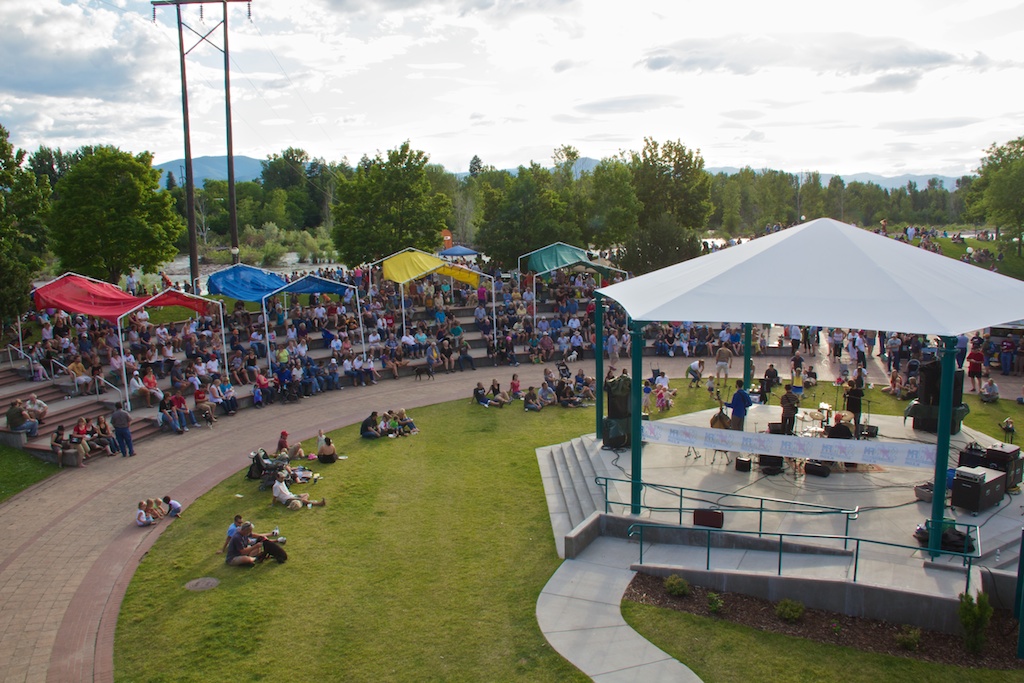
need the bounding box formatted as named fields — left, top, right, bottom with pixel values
left=2, top=0, right=1022, bottom=177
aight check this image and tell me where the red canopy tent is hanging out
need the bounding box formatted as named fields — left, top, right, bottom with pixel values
left=33, top=273, right=209, bottom=321
left=32, top=273, right=222, bottom=410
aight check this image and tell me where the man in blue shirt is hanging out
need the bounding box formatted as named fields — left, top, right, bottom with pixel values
left=727, top=379, right=753, bottom=432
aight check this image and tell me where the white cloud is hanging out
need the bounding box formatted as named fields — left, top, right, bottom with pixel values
left=0, top=0, right=1021, bottom=177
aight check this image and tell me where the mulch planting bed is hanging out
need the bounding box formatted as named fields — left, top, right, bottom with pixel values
left=625, top=571, right=1024, bottom=669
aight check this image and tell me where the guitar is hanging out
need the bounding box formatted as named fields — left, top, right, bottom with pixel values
left=710, top=390, right=730, bottom=430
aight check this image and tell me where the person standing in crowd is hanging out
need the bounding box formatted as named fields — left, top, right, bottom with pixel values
left=844, top=379, right=864, bottom=439
left=111, top=402, right=135, bottom=457
left=726, top=379, right=752, bottom=432
left=779, top=384, right=800, bottom=435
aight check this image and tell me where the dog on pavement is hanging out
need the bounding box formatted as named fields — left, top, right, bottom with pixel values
left=565, top=350, right=579, bottom=363
left=415, top=366, right=435, bottom=381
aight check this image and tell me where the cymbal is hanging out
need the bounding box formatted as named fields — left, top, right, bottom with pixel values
left=797, top=412, right=812, bottom=421
left=809, top=411, right=825, bottom=420
left=836, top=410, right=855, bottom=422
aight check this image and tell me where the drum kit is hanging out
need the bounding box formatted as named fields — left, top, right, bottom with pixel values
left=798, top=403, right=854, bottom=437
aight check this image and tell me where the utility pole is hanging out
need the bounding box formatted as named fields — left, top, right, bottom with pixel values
left=153, top=0, right=248, bottom=291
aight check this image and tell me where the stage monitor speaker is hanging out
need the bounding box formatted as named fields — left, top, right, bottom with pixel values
left=804, top=460, right=831, bottom=478
left=759, top=455, right=783, bottom=469
left=858, top=425, right=879, bottom=438
left=602, top=417, right=630, bottom=449
left=735, top=457, right=752, bottom=472
left=767, top=422, right=784, bottom=435
left=918, top=361, right=964, bottom=407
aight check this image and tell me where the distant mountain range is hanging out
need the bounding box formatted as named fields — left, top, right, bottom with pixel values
left=155, top=155, right=960, bottom=192
left=155, top=156, right=264, bottom=186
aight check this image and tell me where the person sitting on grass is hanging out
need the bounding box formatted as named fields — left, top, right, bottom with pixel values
left=556, top=380, right=583, bottom=408
left=272, top=470, right=326, bottom=509
left=538, top=381, right=557, bottom=408
left=276, top=430, right=305, bottom=459
left=524, top=386, right=543, bottom=412
left=220, top=515, right=244, bottom=553
left=396, top=409, right=419, bottom=434
left=361, top=411, right=381, bottom=438
left=489, top=379, right=512, bottom=407
left=474, top=381, right=505, bottom=408
left=980, top=377, right=1000, bottom=403
left=225, top=522, right=266, bottom=566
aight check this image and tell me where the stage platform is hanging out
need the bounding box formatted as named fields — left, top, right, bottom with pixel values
left=537, top=405, right=1024, bottom=615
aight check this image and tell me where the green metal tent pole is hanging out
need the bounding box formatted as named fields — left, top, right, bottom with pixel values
left=1015, top=528, right=1024, bottom=620
left=743, top=323, right=753, bottom=390
left=594, top=293, right=604, bottom=438
left=630, top=321, right=643, bottom=515
left=1016, top=530, right=1024, bottom=658
left=928, top=336, right=958, bottom=558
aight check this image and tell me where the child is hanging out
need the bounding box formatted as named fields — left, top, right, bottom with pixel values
left=705, top=376, right=716, bottom=398
left=136, top=501, right=154, bottom=527
left=162, top=496, right=184, bottom=518
left=145, top=499, right=164, bottom=520
left=252, top=384, right=264, bottom=408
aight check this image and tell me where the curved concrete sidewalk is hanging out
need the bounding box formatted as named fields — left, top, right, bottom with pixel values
left=537, top=536, right=702, bottom=682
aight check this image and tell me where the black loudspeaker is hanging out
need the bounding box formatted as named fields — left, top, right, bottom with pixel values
left=602, top=417, right=630, bottom=448
left=858, top=425, right=879, bottom=438
left=804, top=460, right=831, bottom=478
left=759, top=455, right=783, bottom=469
left=918, top=361, right=964, bottom=407
left=735, top=457, right=752, bottom=472
left=767, top=423, right=784, bottom=434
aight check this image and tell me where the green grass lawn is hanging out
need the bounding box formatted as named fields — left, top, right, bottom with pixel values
left=0, top=443, right=56, bottom=503
left=621, top=602, right=1021, bottom=683
left=114, top=401, right=594, bottom=683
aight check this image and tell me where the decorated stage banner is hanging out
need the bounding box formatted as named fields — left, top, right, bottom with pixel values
left=640, top=422, right=936, bottom=470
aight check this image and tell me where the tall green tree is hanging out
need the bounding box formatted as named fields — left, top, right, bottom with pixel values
left=475, top=163, right=576, bottom=269
left=332, top=141, right=451, bottom=265
left=623, top=138, right=711, bottom=273
left=972, top=136, right=1024, bottom=251
left=0, top=124, right=50, bottom=320
left=48, top=147, right=183, bottom=283
left=586, top=158, right=640, bottom=248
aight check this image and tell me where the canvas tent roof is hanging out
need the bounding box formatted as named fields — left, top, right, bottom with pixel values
left=206, top=263, right=287, bottom=302
left=263, top=274, right=357, bottom=299
left=33, top=273, right=209, bottom=323
left=438, top=245, right=478, bottom=257
left=521, top=242, right=591, bottom=275
left=381, top=249, right=482, bottom=288
left=597, top=218, right=1024, bottom=336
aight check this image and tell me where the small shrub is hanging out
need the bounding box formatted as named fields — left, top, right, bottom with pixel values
left=895, top=625, right=921, bottom=651
left=958, top=591, right=993, bottom=655
left=663, top=574, right=691, bottom=597
left=707, top=592, right=724, bottom=614
left=775, top=598, right=805, bottom=623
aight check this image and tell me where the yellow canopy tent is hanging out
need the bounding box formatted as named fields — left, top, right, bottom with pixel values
left=369, top=248, right=495, bottom=334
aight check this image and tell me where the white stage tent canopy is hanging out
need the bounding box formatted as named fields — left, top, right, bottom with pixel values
left=596, top=217, right=1024, bottom=556
left=599, top=218, right=1024, bottom=335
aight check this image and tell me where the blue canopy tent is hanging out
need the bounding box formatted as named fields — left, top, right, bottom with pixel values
left=207, top=263, right=287, bottom=301
left=438, top=245, right=478, bottom=257
left=260, top=274, right=364, bottom=370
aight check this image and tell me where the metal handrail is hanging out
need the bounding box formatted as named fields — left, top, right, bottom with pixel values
left=627, top=521, right=981, bottom=594
left=596, top=476, right=861, bottom=544
left=5, top=344, right=49, bottom=380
